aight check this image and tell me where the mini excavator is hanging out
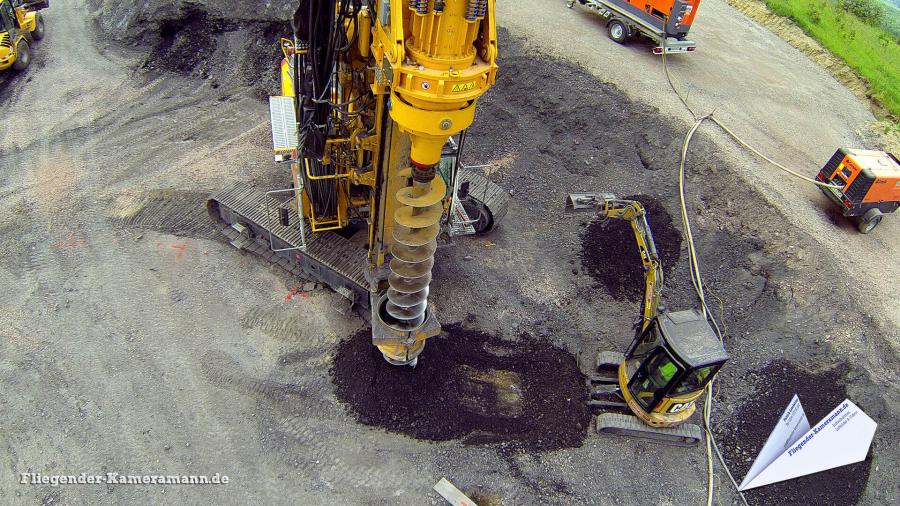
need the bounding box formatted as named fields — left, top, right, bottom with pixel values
left=567, top=193, right=728, bottom=446
left=209, top=1, right=507, bottom=366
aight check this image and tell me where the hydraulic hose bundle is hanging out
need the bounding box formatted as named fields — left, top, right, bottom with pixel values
left=293, top=0, right=363, bottom=220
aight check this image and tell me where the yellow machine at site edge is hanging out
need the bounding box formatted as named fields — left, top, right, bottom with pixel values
left=0, top=0, right=47, bottom=72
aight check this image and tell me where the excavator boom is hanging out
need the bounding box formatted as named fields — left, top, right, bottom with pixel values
left=566, top=192, right=663, bottom=328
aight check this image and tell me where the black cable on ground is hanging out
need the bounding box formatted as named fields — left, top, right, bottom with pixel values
left=662, top=32, right=846, bottom=503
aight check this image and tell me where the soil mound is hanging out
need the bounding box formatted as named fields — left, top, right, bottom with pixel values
left=331, top=324, right=591, bottom=451
left=580, top=194, right=682, bottom=300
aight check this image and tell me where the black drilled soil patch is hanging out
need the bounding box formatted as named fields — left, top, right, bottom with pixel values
left=331, top=324, right=591, bottom=451
left=579, top=194, right=682, bottom=301
left=716, top=360, right=872, bottom=505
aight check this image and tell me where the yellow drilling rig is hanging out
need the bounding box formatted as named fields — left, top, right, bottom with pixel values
left=209, top=1, right=727, bottom=447
left=209, top=0, right=507, bottom=366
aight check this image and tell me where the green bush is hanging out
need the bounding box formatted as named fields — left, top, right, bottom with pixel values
left=838, top=0, right=884, bottom=24
left=761, top=0, right=900, bottom=117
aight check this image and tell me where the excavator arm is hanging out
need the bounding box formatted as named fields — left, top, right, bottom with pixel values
left=566, top=193, right=663, bottom=330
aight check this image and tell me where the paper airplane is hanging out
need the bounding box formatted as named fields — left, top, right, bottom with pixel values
left=739, top=395, right=811, bottom=490
left=739, top=396, right=877, bottom=491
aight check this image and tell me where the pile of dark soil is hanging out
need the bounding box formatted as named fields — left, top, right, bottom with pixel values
left=331, top=324, right=591, bottom=451
left=579, top=194, right=682, bottom=301
left=716, top=360, right=872, bottom=505
left=145, top=4, right=288, bottom=92
left=88, top=0, right=290, bottom=93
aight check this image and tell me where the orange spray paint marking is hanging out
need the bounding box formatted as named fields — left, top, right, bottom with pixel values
left=285, top=289, right=310, bottom=301
left=171, top=239, right=190, bottom=261
left=51, top=234, right=86, bottom=249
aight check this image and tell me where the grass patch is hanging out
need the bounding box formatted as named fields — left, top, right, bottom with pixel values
left=761, top=0, right=900, bottom=118
left=878, top=1, right=900, bottom=38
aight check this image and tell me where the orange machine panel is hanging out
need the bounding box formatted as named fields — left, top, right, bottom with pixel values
left=625, top=0, right=701, bottom=29
left=848, top=150, right=900, bottom=203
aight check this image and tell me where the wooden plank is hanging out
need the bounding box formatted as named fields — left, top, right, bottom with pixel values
left=433, top=478, right=478, bottom=506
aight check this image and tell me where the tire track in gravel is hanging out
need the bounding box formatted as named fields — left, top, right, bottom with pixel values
left=111, top=189, right=220, bottom=240
left=199, top=346, right=423, bottom=496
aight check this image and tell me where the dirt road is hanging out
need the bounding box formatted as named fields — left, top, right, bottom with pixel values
left=0, top=1, right=896, bottom=505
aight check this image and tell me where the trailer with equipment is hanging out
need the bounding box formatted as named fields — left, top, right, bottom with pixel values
left=816, top=148, right=900, bottom=234
left=567, top=0, right=699, bottom=54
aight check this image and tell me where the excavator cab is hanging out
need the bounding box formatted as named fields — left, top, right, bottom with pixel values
left=621, top=309, right=728, bottom=425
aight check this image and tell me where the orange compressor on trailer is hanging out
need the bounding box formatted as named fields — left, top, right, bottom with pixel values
left=816, top=148, right=900, bottom=234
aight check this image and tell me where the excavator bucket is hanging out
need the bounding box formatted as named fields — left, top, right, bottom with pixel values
left=565, top=192, right=616, bottom=212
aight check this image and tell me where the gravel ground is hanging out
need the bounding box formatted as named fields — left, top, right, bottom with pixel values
left=501, top=0, right=900, bottom=334
left=0, top=1, right=896, bottom=505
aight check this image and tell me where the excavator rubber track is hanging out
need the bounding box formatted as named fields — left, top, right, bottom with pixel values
left=459, top=167, right=509, bottom=232
left=597, top=413, right=703, bottom=447
left=207, top=183, right=370, bottom=308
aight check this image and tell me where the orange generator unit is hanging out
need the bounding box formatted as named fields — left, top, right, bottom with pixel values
left=568, top=0, right=701, bottom=53
left=816, top=148, right=900, bottom=233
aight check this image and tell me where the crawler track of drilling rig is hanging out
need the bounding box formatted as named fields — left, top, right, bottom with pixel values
left=207, top=183, right=371, bottom=308
left=207, top=167, right=508, bottom=315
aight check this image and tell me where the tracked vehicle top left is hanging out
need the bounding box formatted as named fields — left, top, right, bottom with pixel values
left=0, top=0, right=48, bottom=72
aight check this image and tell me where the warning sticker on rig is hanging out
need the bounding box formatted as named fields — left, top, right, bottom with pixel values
left=451, top=82, right=475, bottom=93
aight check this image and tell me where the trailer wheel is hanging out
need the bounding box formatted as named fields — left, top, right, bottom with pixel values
left=858, top=209, right=883, bottom=234
left=32, top=14, right=46, bottom=41
left=12, top=40, right=30, bottom=71
left=607, top=20, right=629, bottom=44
